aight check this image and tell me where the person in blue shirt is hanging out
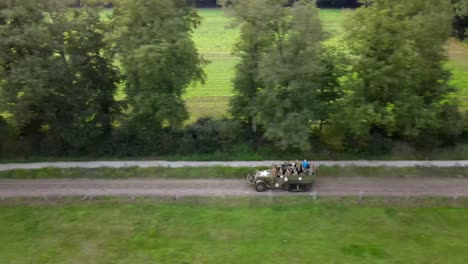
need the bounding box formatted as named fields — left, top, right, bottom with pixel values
left=302, top=160, right=309, bottom=170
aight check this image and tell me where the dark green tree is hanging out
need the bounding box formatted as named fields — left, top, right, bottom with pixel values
left=331, top=0, right=463, bottom=149
left=257, top=0, right=344, bottom=150
left=453, top=0, right=468, bottom=40
left=226, top=0, right=342, bottom=150
left=0, top=0, right=119, bottom=153
left=111, top=0, right=206, bottom=142
left=221, top=0, right=285, bottom=133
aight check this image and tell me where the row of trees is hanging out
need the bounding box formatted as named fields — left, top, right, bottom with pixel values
left=72, top=0, right=361, bottom=8
left=226, top=0, right=465, bottom=151
left=0, top=0, right=466, bottom=158
left=0, top=0, right=207, bottom=156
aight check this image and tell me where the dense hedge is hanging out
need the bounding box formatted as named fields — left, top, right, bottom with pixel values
left=315, top=0, right=360, bottom=8
left=196, top=0, right=361, bottom=8
left=73, top=0, right=361, bottom=8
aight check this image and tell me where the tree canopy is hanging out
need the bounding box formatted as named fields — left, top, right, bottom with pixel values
left=329, top=0, right=463, bottom=149
left=0, top=0, right=119, bottom=154
left=453, top=0, right=468, bottom=40
left=111, top=0, right=206, bottom=142
left=227, top=0, right=343, bottom=150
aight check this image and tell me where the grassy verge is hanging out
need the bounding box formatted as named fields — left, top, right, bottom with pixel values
left=1, top=197, right=467, bottom=264
left=1, top=142, right=468, bottom=163
left=1, top=166, right=467, bottom=179
left=0, top=167, right=264, bottom=179
left=319, top=166, right=468, bottom=178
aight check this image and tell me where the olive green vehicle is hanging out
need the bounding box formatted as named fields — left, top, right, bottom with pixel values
left=247, top=164, right=316, bottom=192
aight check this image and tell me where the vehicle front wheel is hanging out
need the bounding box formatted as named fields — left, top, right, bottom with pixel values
left=255, top=182, right=267, bottom=192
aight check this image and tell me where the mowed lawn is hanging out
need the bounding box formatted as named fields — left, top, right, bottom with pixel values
left=1, top=199, right=467, bottom=264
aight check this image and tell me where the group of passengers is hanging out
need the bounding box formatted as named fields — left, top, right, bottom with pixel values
left=275, top=160, right=316, bottom=176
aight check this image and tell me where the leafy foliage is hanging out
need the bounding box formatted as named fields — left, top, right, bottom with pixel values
left=227, top=0, right=343, bottom=150
left=328, top=0, right=463, bottom=149
left=453, top=0, right=468, bottom=41
left=0, top=0, right=119, bottom=154
left=178, top=118, right=242, bottom=154
left=111, top=0, right=206, bottom=142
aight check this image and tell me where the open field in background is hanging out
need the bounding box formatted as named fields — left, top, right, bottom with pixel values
left=186, top=9, right=347, bottom=121
left=1, top=197, right=468, bottom=264
left=1, top=166, right=467, bottom=179
left=319, top=8, right=346, bottom=34
left=447, top=40, right=468, bottom=110
left=186, top=9, right=238, bottom=121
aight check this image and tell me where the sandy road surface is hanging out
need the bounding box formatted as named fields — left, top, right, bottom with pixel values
left=1, top=177, right=467, bottom=198
left=0, top=160, right=468, bottom=172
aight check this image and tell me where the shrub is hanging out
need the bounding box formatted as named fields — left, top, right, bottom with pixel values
left=179, top=118, right=242, bottom=154
left=367, top=133, right=393, bottom=155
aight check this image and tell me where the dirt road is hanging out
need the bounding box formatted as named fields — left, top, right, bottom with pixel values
left=1, top=160, right=468, bottom=172
left=1, top=177, right=467, bottom=198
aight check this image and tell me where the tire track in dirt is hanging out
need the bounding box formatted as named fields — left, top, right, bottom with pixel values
left=1, top=177, right=467, bottom=198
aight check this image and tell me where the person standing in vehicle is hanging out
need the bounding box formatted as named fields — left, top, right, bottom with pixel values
left=310, top=161, right=317, bottom=175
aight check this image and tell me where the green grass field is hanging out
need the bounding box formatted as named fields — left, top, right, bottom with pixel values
left=448, top=40, right=468, bottom=110
left=1, top=166, right=468, bottom=179
left=185, top=9, right=239, bottom=121
left=1, top=198, right=468, bottom=264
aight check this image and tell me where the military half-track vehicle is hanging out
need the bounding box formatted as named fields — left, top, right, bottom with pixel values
left=247, top=162, right=316, bottom=192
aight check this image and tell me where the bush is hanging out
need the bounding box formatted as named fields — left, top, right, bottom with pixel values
left=0, top=117, right=9, bottom=157
left=110, top=128, right=179, bottom=157
left=178, top=118, right=242, bottom=154
left=463, top=111, right=468, bottom=137
left=367, top=133, right=393, bottom=155
left=316, top=0, right=360, bottom=8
